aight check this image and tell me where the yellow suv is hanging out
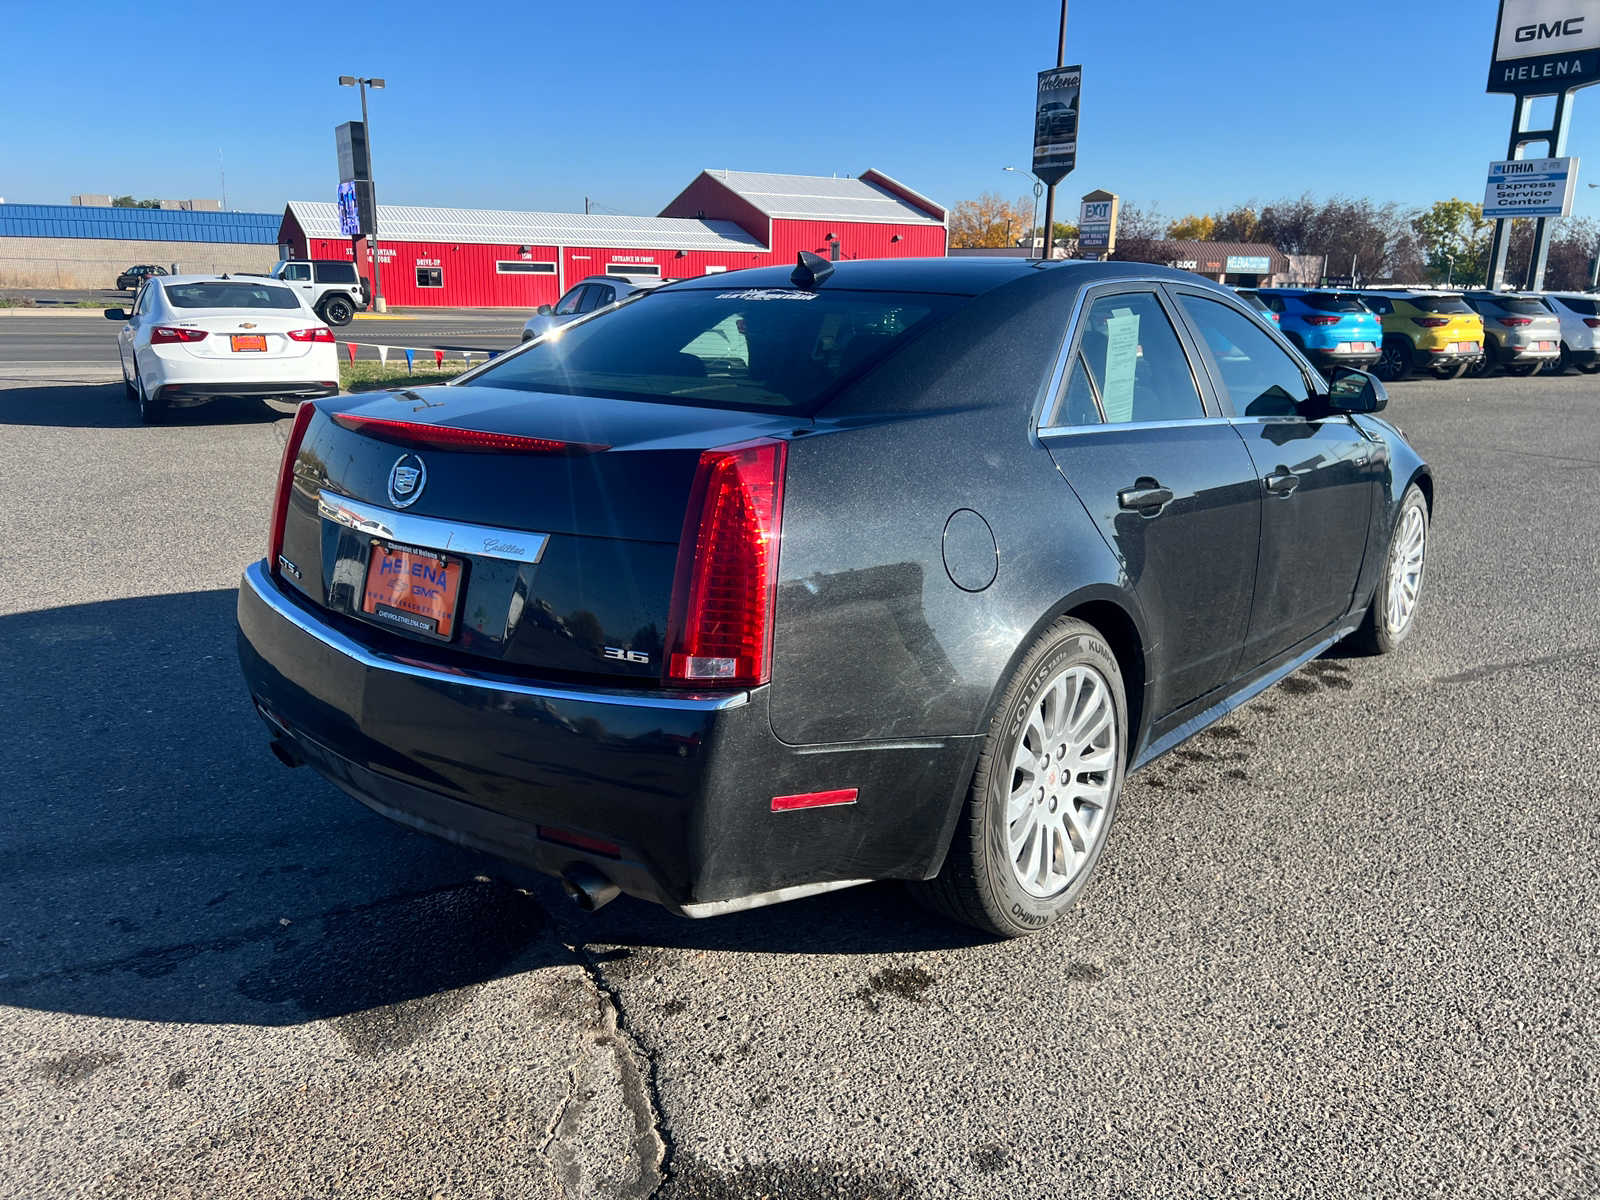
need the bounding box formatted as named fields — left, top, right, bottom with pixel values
left=1363, top=291, right=1485, bottom=380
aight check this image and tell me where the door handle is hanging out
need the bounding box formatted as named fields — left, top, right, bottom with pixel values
left=1264, top=469, right=1299, bottom=496
left=1118, top=481, right=1174, bottom=514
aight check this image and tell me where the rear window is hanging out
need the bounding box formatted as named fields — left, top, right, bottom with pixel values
left=1477, top=295, right=1550, bottom=315
left=165, top=282, right=302, bottom=309
left=1298, top=293, right=1371, bottom=313
left=472, top=287, right=959, bottom=415
left=1553, top=295, right=1600, bottom=316
left=1404, top=294, right=1472, bottom=314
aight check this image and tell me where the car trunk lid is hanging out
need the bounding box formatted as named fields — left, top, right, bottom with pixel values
left=274, top=384, right=801, bottom=684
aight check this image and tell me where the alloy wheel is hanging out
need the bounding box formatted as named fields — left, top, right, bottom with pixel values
left=1004, top=664, right=1117, bottom=898
left=1385, top=504, right=1426, bottom=635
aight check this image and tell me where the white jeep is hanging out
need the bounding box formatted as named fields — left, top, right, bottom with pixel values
left=269, top=260, right=369, bottom=326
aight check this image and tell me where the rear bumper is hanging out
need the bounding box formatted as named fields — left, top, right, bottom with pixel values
left=161, top=381, right=339, bottom=404
left=235, top=561, right=974, bottom=916
left=1305, top=344, right=1380, bottom=368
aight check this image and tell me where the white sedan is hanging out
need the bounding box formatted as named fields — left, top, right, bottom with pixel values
left=109, top=275, right=341, bottom=424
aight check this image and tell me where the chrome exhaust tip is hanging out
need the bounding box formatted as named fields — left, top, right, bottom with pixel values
left=561, top=864, right=621, bottom=912
left=268, top=738, right=304, bottom=769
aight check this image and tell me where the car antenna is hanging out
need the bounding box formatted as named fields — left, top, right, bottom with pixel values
left=790, top=250, right=834, bottom=289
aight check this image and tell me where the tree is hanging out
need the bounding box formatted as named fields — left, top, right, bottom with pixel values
left=1167, top=213, right=1216, bottom=241
left=1411, top=198, right=1491, bottom=286
left=1210, top=205, right=1262, bottom=243
left=111, top=195, right=161, bottom=209
left=949, top=193, right=1036, bottom=248
left=1106, top=203, right=1169, bottom=265
left=1031, top=220, right=1078, bottom=245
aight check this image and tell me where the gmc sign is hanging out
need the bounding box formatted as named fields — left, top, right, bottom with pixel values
left=1489, top=0, right=1600, bottom=94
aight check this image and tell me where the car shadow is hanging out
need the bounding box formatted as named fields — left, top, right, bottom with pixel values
left=0, top=589, right=978, bottom=1031
left=0, top=382, right=290, bottom=429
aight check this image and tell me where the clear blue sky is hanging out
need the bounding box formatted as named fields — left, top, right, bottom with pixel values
left=6, top=0, right=1596, bottom=224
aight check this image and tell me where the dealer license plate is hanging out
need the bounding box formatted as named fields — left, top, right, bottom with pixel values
left=1536, top=341, right=1555, bottom=352
left=361, top=541, right=463, bottom=640
left=1449, top=342, right=1480, bottom=354
left=230, top=334, right=267, bottom=352
left=1349, top=342, right=1375, bottom=353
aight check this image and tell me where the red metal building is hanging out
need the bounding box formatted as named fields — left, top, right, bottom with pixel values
left=277, top=168, right=946, bottom=308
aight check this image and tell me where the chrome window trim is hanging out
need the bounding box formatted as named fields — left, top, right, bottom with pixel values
left=318, top=490, right=549, bottom=566
left=1038, top=415, right=1232, bottom=439
left=242, top=561, right=748, bottom=712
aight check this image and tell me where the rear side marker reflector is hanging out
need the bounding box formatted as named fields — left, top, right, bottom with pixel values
left=771, top=788, right=858, bottom=812
left=331, top=413, right=608, bottom=455
left=536, top=825, right=623, bottom=858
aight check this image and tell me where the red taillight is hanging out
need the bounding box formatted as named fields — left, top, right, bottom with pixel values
left=1270, top=313, right=1281, bottom=323
left=287, top=327, right=335, bottom=343
left=665, top=439, right=787, bottom=688
left=1584, top=318, right=1600, bottom=329
left=150, top=326, right=208, bottom=344
left=268, top=402, right=317, bottom=573
left=329, top=412, right=607, bottom=455
left=1497, top=316, right=1532, bottom=327
left=1304, top=315, right=1340, bottom=326
left=1410, top=317, right=1449, bottom=328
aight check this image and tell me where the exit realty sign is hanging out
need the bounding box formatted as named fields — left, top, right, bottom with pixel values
left=1488, top=0, right=1600, bottom=93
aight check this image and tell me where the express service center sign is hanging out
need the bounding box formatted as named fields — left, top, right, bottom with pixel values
left=1483, top=156, right=1580, bottom=216
left=1487, top=0, right=1600, bottom=93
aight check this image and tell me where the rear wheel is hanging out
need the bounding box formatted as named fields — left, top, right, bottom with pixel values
left=1348, top=484, right=1428, bottom=655
left=136, top=369, right=167, bottom=425
left=321, top=295, right=355, bottom=326
left=1378, top=336, right=1412, bottom=381
left=1553, top=344, right=1573, bottom=374
left=916, top=617, right=1126, bottom=936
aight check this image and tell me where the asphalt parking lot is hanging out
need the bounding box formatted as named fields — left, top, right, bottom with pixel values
left=1, top=350, right=1597, bottom=1198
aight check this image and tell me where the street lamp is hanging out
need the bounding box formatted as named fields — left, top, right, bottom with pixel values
left=1004, top=166, right=1044, bottom=255
left=339, top=75, right=387, bottom=313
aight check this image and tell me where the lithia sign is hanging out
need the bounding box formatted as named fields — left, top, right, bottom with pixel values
left=1487, top=0, right=1600, bottom=93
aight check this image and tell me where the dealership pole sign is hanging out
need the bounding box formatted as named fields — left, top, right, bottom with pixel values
left=335, top=120, right=376, bottom=236
left=1032, top=66, right=1081, bottom=186
left=1487, top=0, right=1600, bottom=93
left=1483, top=156, right=1580, bottom=215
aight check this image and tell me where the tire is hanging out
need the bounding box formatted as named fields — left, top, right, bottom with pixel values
left=1348, top=483, right=1428, bottom=656
left=321, top=295, right=355, bottom=326
left=136, top=369, right=167, bottom=425
left=915, top=617, right=1127, bottom=936
left=1577, top=362, right=1600, bottom=375
left=1378, top=336, right=1412, bottom=381
left=1553, top=344, right=1573, bottom=375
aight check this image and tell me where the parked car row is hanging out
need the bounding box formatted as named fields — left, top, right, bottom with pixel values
left=1233, top=286, right=1598, bottom=380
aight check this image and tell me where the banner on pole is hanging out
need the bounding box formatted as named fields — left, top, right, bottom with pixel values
left=1032, top=65, right=1081, bottom=186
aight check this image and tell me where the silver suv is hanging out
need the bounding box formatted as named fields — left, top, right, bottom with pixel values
left=1463, top=292, right=1562, bottom=376
left=1539, top=293, right=1600, bottom=374
left=521, top=275, right=665, bottom=342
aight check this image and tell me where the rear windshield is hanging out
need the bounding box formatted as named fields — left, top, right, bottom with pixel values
left=1552, top=295, right=1599, bottom=316
left=1298, top=293, right=1371, bottom=313
left=472, top=287, right=960, bottom=415
left=1477, top=295, right=1549, bottom=315
left=1404, top=294, right=1472, bottom=314
left=165, top=282, right=301, bottom=310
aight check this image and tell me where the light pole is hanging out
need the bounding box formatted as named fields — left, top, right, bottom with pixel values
left=1003, top=165, right=1043, bottom=253
left=1589, top=183, right=1598, bottom=290
left=339, top=75, right=386, bottom=313
left=1040, top=0, right=1068, bottom=258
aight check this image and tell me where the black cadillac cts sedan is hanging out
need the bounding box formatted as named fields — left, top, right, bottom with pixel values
left=237, top=257, right=1432, bottom=936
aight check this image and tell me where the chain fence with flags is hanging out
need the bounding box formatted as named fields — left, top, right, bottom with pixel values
left=333, top=340, right=507, bottom=376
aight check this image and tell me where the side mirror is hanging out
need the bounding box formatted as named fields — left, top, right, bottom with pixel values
left=536, top=304, right=554, bottom=316
left=104, top=308, right=128, bottom=320
left=1326, top=365, right=1387, bottom=413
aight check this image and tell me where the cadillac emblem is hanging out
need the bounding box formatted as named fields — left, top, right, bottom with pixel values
left=387, top=453, right=427, bottom=508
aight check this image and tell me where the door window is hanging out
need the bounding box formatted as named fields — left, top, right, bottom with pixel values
left=314, top=262, right=357, bottom=283
left=1177, top=293, right=1315, bottom=417
left=1071, top=291, right=1203, bottom=424
left=136, top=282, right=157, bottom=316
left=554, top=286, right=588, bottom=316
left=582, top=286, right=615, bottom=312
left=281, top=263, right=311, bottom=282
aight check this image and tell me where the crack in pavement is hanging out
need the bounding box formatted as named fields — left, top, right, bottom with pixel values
left=537, top=938, right=672, bottom=1200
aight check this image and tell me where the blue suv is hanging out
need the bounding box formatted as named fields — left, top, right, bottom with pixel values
left=1255, top=290, right=1382, bottom=372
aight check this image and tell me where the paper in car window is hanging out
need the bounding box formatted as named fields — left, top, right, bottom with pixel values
left=1100, top=308, right=1140, bottom=422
